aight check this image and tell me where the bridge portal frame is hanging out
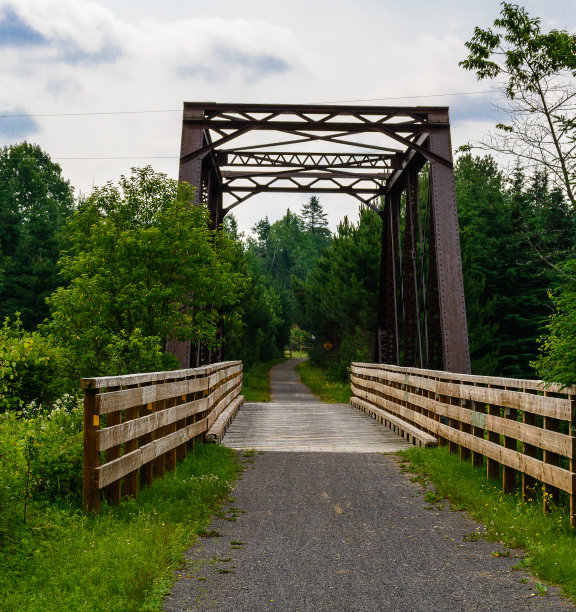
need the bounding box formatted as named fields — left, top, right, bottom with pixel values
left=170, top=102, right=471, bottom=374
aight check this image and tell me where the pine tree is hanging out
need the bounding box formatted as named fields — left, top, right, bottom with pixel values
left=0, top=142, right=75, bottom=329
left=300, top=196, right=329, bottom=234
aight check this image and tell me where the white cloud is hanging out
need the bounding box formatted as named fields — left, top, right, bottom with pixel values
left=0, top=0, right=124, bottom=60
left=1, top=0, right=575, bottom=232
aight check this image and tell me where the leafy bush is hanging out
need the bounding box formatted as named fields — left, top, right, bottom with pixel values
left=533, top=259, right=576, bottom=387
left=28, top=394, right=84, bottom=503
left=0, top=315, right=70, bottom=412
left=0, top=394, right=84, bottom=539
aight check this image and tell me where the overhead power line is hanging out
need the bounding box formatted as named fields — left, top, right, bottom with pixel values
left=0, top=90, right=496, bottom=119
left=321, top=90, right=495, bottom=104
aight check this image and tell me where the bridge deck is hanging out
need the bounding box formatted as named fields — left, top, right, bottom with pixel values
left=221, top=359, right=410, bottom=453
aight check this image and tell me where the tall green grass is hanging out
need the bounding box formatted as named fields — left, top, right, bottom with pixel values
left=401, top=446, right=576, bottom=601
left=295, top=361, right=351, bottom=403
left=242, top=358, right=285, bottom=402
left=0, top=444, right=240, bottom=612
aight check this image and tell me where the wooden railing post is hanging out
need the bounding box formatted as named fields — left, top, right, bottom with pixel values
left=105, top=385, right=122, bottom=505
left=543, top=391, right=560, bottom=512
left=570, top=394, right=576, bottom=527
left=164, top=375, right=177, bottom=473
left=471, top=382, right=485, bottom=468
left=502, top=397, right=518, bottom=495
left=460, top=396, right=471, bottom=463
left=139, top=393, right=154, bottom=488
left=448, top=388, right=459, bottom=456
left=123, top=388, right=140, bottom=500
left=486, top=383, right=500, bottom=481
left=522, top=386, right=538, bottom=504
left=83, top=387, right=100, bottom=513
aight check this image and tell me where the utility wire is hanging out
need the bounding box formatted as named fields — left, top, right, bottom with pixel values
left=320, top=90, right=495, bottom=104
left=0, top=90, right=496, bottom=119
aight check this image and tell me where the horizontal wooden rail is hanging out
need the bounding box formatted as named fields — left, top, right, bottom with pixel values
left=82, top=361, right=243, bottom=512
left=350, top=362, right=576, bottom=525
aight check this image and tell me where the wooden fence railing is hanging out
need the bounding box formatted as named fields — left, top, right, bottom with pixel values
left=350, top=362, right=576, bottom=524
left=82, top=361, right=243, bottom=512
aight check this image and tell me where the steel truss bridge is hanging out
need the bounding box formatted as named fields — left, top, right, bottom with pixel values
left=167, top=102, right=470, bottom=375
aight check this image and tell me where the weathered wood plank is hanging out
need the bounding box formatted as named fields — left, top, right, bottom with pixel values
left=83, top=388, right=100, bottom=512
left=97, top=398, right=208, bottom=451
left=222, top=401, right=411, bottom=453
left=97, top=418, right=208, bottom=489
left=351, top=362, right=576, bottom=395
left=81, top=361, right=242, bottom=389
left=351, top=397, right=437, bottom=446
left=351, top=369, right=571, bottom=420
left=96, top=378, right=209, bottom=415
left=353, top=386, right=573, bottom=492
left=350, top=375, right=573, bottom=457
left=206, top=396, right=244, bottom=443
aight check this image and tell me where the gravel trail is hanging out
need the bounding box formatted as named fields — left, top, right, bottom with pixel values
left=163, top=360, right=575, bottom=612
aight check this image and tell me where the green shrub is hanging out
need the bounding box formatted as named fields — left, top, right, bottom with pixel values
left=28, top=395, right=84, bottom=503
left=0, top=315, right=70, bottom=412
left=0, top=394, right=84, bottom=540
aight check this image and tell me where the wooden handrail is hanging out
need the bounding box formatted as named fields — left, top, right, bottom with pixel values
left=351, top=362, right=576, bottom=526
left=82, top=361, right=243, bottom=512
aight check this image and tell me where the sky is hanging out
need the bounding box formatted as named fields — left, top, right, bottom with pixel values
left=0, top=0, right=575, bottom=234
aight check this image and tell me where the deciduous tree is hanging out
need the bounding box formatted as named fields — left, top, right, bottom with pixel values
left=459, top=2, right=576, bottom=207
left=46, top=167, right=245, bottom=378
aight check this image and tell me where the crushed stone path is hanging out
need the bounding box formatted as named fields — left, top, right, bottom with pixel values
left=163, top=360, right=575, bottom=612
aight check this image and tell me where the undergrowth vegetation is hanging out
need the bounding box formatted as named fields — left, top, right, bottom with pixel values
left=401, top=446, right=576, bottom=601
left=242, top=358, right=285, bottom=402
left=0, top=443, right=239, bottom=611
left=295, top=361, right=351, bottom=403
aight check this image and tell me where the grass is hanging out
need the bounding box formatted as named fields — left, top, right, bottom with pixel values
left=295, top=361, right=351, bottom=403
left=242, top=358, right=285, bottom=402
left=0, top=443, right=240, bottom=612
left=400, top=445, right=576, bottom=601
left=285, top=349, right=309, bottom=359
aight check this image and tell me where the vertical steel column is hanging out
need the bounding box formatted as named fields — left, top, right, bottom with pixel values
left=179, top=107, right=205, bottom=204
left=167, top=106, right=206, bottom=368
left=206, top=160, right=224, bottom=230
left=425, top=198, right=443, bottom=370
left=402, top=170, right=421, bottom=367
left=427, top=111, right=471, bottom=374
left=377, top=195, right=400, bottom=364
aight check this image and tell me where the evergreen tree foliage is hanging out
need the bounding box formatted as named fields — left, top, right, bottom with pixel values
left=220, top=214, right=285, bottom=367
left=456, top=153, right=574, bottom=378
left=243, top=203, right=332, bottom=354
left=299, top=206, right=381, bottom=380
left=300, top=196, right=329, bottom=234
left=0, top=142, right=75, bottom=329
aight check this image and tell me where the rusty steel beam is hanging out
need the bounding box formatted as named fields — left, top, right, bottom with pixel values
left=221, top=170, right=391, bottom=180
left=183, top=101, right=450, bottom=117
left=174, top=101, right=471, bottom=374
left=222, top=152, right=400, bottom=168
left=223, top=185, right=383, bottom=194
left=183, top=119, right=443, bottom=134
left=427, top=111, right=471, bottom=374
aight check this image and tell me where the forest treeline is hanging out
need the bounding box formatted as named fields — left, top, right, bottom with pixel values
left=225, top=153, right=575, bottom=382
left=1, top=140, right=573, bottom=406
left=2, top=1, right=576, bottom=416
